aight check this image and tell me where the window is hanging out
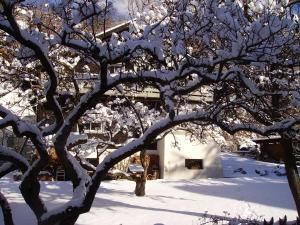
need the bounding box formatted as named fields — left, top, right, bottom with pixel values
left=185, top=159, right=203, bottom=170
left=108, top=64, right=124, bottom=74
left=82, top=122, right=105, bottom=133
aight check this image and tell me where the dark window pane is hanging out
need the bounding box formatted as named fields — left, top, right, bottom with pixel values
left=185, top=159, right=203, bottom=170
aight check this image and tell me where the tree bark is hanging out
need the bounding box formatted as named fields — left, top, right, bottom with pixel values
left=134, top=175, right=146, bottom=196
left=39, top=212, right=79, bottom=225
left=56, top=214, right=79, bottom=225
left=282, top=139, right=300, bottom=217
left=0, top=192, right=14, bottom=225
left=134, top=151, right=149, bottom=197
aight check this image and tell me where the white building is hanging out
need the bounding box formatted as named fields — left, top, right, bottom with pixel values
left=81, top=130, right=223, bottom=180
left=157, top=130, right=223, bottom=179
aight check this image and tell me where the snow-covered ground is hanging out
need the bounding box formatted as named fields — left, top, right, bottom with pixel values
left=221, top=153, right=289, bottom=178
left=0, top=153, right=298, bottom=225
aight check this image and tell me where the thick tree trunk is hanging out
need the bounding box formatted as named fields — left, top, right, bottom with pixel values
left=20, top=179, right=47, bottom=218
left=134, top=151, right=149, bottom=197
left=0, top=192, right=14, bottom=225
left=282, top=139, right=300, bottom=217
left=56, top=215, right=79, bottom=225
left=135, top=175, right=146, bottom=196
left=39, top=213, right=79, bottom=225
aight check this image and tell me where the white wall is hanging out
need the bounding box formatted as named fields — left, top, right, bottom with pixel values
left=158, top=131, right=223, bottom=179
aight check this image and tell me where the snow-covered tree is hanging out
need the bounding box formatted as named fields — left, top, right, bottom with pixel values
left=0, top=0, right=300, bottom=224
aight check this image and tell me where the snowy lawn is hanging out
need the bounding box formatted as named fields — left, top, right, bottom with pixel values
left=0, top=153, right=298, bottom=225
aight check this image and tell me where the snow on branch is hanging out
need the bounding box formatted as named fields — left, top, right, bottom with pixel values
left=0, top=191, right=14, bottom=225
left=0, top=106, right=42, bottom=140
left=0, top=0, right=64, bottom=136
left=0, top=106, right=48, bottom=218
left=0, top=146, right=29, bottom=173
left=0, top=162, right=16, bottom=178
left=215, top=117, right=300, bottom=136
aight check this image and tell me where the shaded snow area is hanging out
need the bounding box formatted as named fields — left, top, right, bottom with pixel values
left=221, top=153, right=294, bottom=178
left=0, top=153, right=298, bottom=225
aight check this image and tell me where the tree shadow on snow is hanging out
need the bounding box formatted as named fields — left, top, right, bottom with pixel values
left=168, top=177, right=295, bottom=210
left=74, top=196, right=259, bottom=225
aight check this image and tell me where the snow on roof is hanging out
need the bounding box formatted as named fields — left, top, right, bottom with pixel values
left=128, top=163, right=144, bottom=173
left=252, top=136, right=282, bottom=143
left=96, top=21, right=131, bottom=40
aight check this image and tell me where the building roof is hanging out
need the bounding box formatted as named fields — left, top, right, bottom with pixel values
left=252, top=136, right=281, bottom=143
left=96, top=21, right=131, bottom=40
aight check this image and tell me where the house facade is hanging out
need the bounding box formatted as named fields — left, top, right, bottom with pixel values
left=82, top=130, right=223, bottom=180
left=158, top=131, right=223, bottom=179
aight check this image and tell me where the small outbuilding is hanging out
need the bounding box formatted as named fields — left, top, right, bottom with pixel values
left=252, top=136, right=285, bottom=162
left=78, top=130, right=223, bottom=180
left=157, top=130, right=223, bottom=180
